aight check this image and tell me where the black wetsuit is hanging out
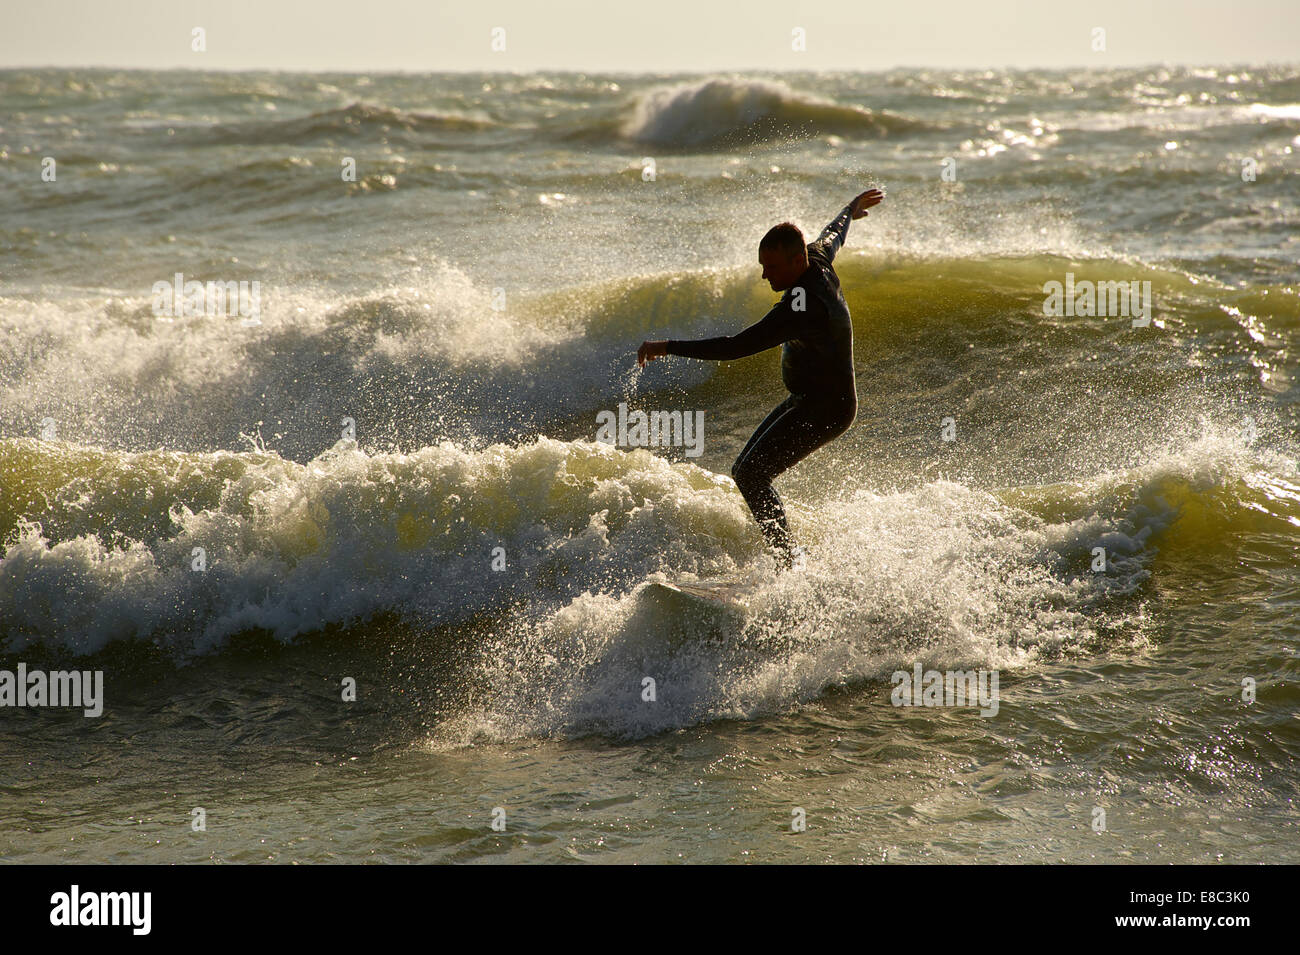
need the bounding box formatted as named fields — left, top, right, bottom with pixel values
left=666, top=205, right=857, bottom=560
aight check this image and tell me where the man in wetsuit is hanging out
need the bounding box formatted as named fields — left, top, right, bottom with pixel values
left=637, top=188, right=884, bottom=568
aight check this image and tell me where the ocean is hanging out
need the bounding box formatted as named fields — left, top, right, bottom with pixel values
left=0, top=66, right=1297, bottom=863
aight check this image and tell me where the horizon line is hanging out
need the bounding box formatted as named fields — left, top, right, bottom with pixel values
left=2, top=60, right=1296, bottom=75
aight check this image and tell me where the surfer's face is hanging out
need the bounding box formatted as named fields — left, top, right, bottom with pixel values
left=759, top=248, right=806, bottom=292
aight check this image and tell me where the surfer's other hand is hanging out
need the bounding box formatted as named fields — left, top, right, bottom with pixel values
left=850, top=188, right=884, bottom=219
left=638, top=340, right=668, bottom=367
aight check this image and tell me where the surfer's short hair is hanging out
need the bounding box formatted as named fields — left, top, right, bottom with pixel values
left=759, top=222, right=806, bottom=258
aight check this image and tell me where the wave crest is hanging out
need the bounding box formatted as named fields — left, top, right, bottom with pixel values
left=621, top=78, right=926, bottom=147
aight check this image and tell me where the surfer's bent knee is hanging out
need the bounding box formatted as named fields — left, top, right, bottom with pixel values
left=731, top=457, right=759, bottom=490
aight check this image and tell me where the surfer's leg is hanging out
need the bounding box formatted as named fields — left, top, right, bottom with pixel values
left=734, top=395, right=797, bottom=465
left=731, top=399, right=853, bottom=563
left=730, top=398, right=801, bottom=555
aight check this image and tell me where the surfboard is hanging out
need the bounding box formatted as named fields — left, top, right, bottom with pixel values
left=632, top=575, right=765, bottom=652
left=643, top=577, right=755, bottom=612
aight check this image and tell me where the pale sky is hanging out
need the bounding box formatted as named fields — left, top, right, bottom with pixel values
left=2, top=0, right=1297, bottom=72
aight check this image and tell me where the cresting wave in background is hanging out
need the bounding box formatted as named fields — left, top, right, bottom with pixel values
left=1, top=68, right=1297, bottom=862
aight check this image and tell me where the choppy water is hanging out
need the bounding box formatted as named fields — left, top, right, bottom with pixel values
left=1, top=67, right=1298, bottom=863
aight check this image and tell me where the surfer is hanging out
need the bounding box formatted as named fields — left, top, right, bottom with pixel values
left=638, top=188, right=883, bottom=568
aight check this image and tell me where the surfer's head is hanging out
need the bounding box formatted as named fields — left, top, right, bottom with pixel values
left=759, top=222, right=808, bottom=292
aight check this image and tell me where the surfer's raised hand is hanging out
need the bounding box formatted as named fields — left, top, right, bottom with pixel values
left=638, top=339, right=669, bottom=367
left=850, top=188, right=884, bottom=219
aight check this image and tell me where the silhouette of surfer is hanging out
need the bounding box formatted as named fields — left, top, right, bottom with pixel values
left=638, top=188, right=884, bottom=567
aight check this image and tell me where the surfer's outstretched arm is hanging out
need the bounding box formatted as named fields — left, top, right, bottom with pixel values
left=812, top=204, right=854, bottom=262
left=667, top=301, right=799, bottom=362
left=812, top=188, right=884, bottom=263
left=637, top=300, right=797, bottom=367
